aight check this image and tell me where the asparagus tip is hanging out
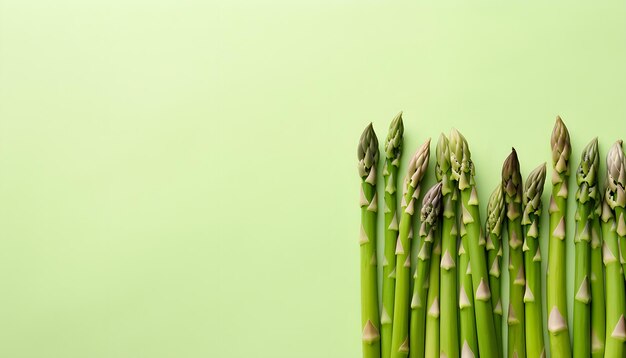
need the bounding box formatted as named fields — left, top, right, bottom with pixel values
left=357, top=123, right=379, bottom=179
left=486, top=183, right=505, bottom=236
left=551, top=115, right=571, bottom=173
left=421, top=182, right=443, bottom=224
left=523, top=163, right=547, bottom=215
left=435, top=133, right=450, bottom=181
left=576, top=137, right=599, bottom=188
left=385, top=112, right=404, bottom=160
left=606, top=140, right=626, bottom=208
left=502, top=149, right=522, bottom=202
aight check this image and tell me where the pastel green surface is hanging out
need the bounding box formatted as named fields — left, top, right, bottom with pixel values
left=2, top=1, right=626, bottom=357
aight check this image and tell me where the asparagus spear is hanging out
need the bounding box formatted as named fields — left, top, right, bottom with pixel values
left=573, top=138, right=599, bottom=358
left=502, top=149, right=526, bottom=358
left=458, top=204, right=479, bottom=358
left=603, top=140, right=626, bottom=356
left=607, top=141, right=626, bottom=281
left=449, top=129, right=498, bottom=358
left=424, top=185, right=443, bottom=358
left=547, top=116, right=572, bottom=357
left=381, top=113, right=404, bottom=358
left=590, top=181, right=605, bottom=358
left=408, top=182, right=441, bottom=358
left=485, top=184, right=505, bottom=356
left=357, top=123, right=381, bottom=358
left=459, top=211, right=479, bottom=358
left=391, top=139, right=431, bottom=358
left=522, top=163, right=547, bottom=358
left=436, top=134, right=460, bottom=358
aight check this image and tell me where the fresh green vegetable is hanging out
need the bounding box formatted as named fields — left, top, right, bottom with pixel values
left=436, top=134, right=460, bottom=358
left=424, top=185, right=443, bottom=358
left=573, top=138, right=599, bottom=358
left=392, top=139, right=431, bottom=358
left=458, top=203, right=478, bottom=358
left=381, top=113, right=404, bottom=358
left=522, top=163, right=547, bottom=358
left=408, top=182, right=441, bottom=358
left=502, top=149, right=526, bottom=358
left=590, top=182, right=605, bottom=358
left=449, top=129, right=498, bottom=358
left=357, top=123, right=381, bottom=358
left=603, top=140, right=626, bottom=357
left=485, top=184, right=505, bottom=356
left=547, top=116, right=572, bottom=357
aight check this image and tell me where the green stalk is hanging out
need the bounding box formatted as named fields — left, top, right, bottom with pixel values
left=547, top=116, right=572, bottom=357
left=436, top=134, right=459, bottom=358
left=603, top=140, right=626, bottom=356
left=459, top=217, right=478, bottom=357
left=408, top=182, right=442, bottom=358
left=357, top=124, right=381, bottom=358
left=590, top=189, right=605, bottom=358
left=521, top=163, right=547, bottom=358
left=573, top=138, right=599, bottom=358
left=486, top=184, right=505, bottom=356
left=502, top=149, right=526, bottom=358
left=450, top=129, right=498, bottom=358
left=425, top=214, right=442, bottom=358
left=607, top=141, right=626, bottom=282
left=391, top=139, right=431, bottom=358
left=381, top=113, right=404, bottom=358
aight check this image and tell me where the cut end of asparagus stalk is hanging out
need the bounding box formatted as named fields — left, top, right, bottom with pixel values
left=551, top=116, right=571, bottom=174
left=357, top=123, right=379, bottom=180
left=421, top=182, right=443, bottom=225
left=384, top=112, right=404, bottom=162
left=606, top=140, right=626, bottom=209
left=502, top=148, right=523, bottom=207
left=523, top=163, right=547, bottom=222
left=486, top=184, right=505, bottom=236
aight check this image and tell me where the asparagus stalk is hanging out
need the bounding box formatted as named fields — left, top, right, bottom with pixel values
left=607, top=141, right=626, bottom=282
left=449, top=129, right=498, bottom=358
left=391, top=139, right=431, bottom=358
left=357, top=124, right=381, bottom=358
left=573, top=138, right=599, bottom=358
left=424, top=186, right=443, bottom=358
left=590, top=182, right=605, bottom=358
left=436, top=134, right=460, bottom=358
left=547, top=116, right=572, bottom=357
left=603, top=140, right=626, bottom=356
left=502, top=149, right=526, bottom=358
left=408, top=182, right=441, bottom=358
left=458, top=204, right=479, bottom=357
left=485, top=184, right=505, bottom=356
left=522, top=163, right=547, bottom=358
left=381, top=113, right=404, bottom=358
left=459, top=212, right=479, bottom=358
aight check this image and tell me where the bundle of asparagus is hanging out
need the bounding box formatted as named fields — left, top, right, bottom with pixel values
left=356, top=114, right=624, bottom=358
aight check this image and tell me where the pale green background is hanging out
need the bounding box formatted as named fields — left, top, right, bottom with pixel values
left=1, top=0, right=626, bottom=357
